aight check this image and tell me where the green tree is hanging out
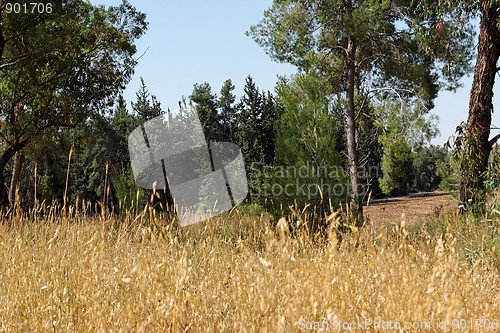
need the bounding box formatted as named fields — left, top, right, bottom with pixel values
left=25, top=128, right=72, bottom=206
left=69, top=94, right=139, bottom=210
left=436, top=148, right=460, bottom=191
left=190, top=83, right=221, bottom=143
left=111, top=95, right=139, bottom=172
left=454, top=0, right=500, bottom=212
left=271, top=72, right=347, bottom=210
left=275, top=73, right=342, bottom=168
left=356, top=98, right=383, bottom=197
left=131, top=78, right=163, bottom=122
left=0, top=0, right=147, bottom=207
left=238, top=76, right=264, bottom=166
left=412, top=145, right=449, bottom=192
left=109, top=96, right=141, bottom=209
left=379, top=137, right=413, bottom=196
left=248, top=0, right=474, bottom=224
left=261, top=91, right=278, bottom=165
left=376, top=102, right=438, bottom=195
left=218, top=79, right=238, bottom=142
left=130, top=80, right=175, bottom=211
left=69, top=112, right=123, bottom=211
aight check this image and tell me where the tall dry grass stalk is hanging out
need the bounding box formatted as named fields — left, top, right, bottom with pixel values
left=33, top=162, right=38, bottom=208
left=0, top=206, right=497, bottom=332
left=63, top=145, right=74, bottom=214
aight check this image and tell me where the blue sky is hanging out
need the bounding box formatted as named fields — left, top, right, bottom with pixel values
left=93, top=0, right=499, bottom=146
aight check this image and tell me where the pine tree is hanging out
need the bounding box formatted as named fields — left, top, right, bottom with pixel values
left=218, top=79, right=238, bottom=142
left=190, top=83, right=222, bottom=143
left=131, top=78, right=163, bottom=122
left=249, top=0, right=475, bottom=223
left=238, top=76, right=264, bottom=166
left=275, top=73, right=342, bottom=168
left=260, top=91, right=277, bottom=165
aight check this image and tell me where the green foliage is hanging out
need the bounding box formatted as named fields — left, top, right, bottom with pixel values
left=251, top=163, right=349, bottom=218
left=69, top=93, right=139, bottom=208
left=260, top=91, right=278, bottom=165
left=250, top=73, right=349, bottom=217
left=131, top=78, right=163, bottom=122
left=111, top=95, right=139, bottom=170
left=248, top=0, right=474, bottom=99
left=435, top=149, right=460, bottom=191
left=356, top=97, right=383, bottom=196
left=485, top=144, right=500, bottom=192
left=229, top=76, right=278, bottom=169
left=218, top=79, right=238, bottom=142
left=113, top=168, right=141, bottom=210
left=0, top=0, right=147, bottom=205
left=376, top=102, right=439, bottom=195
left=452, top=124, right=490, bottom=210
left=237, top=76, right=265, bottom=165
left=275, top=73, right=342, bottom=167
left=29, top=129, right=72, bottom=204
left=0, top=0, right=147, bottom=143
left=379, top=138, right=413, bottom=195
left=190, top=83, right=222, bottom=143
left=411, top=145, right=449, bottom=192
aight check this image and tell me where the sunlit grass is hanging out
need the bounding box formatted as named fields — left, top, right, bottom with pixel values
left=0, top=205, right=498, bottom=332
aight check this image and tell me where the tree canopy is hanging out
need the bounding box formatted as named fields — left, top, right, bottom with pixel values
left=248, top=0, right=476, bottom=222
left=0, top=0, right=147, bottom=205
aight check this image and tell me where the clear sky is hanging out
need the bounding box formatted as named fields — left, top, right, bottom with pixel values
left=92, top=0, right=499, bottom=146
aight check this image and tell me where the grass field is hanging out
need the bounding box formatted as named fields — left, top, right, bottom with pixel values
left=0, top=196, right=498, bottom=332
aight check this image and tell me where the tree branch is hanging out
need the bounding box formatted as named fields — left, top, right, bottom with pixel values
left=489, top=133, right=500, bottom=147
left=0, top=54, right=30, bottom=71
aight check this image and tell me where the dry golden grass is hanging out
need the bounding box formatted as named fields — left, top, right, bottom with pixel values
left=0, top=205, right=498, bottom=332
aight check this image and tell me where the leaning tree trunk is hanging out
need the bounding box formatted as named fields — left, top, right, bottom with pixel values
left=345, top=33, right=364, bottom=225
left=459, top=0, right=500, bottom=213
left=0, top=146, right=21, bottom=208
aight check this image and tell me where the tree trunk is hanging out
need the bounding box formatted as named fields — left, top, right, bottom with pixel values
left=346, top=33, right=364, bottom=225
left=459, top=0, right=500, bottom=212
left=0, top=146, right=20, bottom=208
left=8, top=151, right=24, bottom=207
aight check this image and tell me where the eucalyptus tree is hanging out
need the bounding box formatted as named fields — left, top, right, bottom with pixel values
left=411, top=0, right=500, bottom=212
left=450, top=0, right=500, bottom=212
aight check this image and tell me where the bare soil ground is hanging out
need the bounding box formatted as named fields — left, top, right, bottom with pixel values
left=364, top=192, right=459, bottom=226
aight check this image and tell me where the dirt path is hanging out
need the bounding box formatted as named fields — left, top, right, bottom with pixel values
left=364, top=192, right=458, bottom=225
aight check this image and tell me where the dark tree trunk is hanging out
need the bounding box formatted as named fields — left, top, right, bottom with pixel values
left=103, top=180, right=119, bottom=213
left=8, top=152, right=24, bottom=207
left=345, top=33, right=364, bottom=225
left=0, top=146, right=21, bottom=208
left=459, top=0, right=500, bottom=212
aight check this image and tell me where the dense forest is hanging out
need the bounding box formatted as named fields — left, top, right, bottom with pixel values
left=4, top=74, right=464, bottom=215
